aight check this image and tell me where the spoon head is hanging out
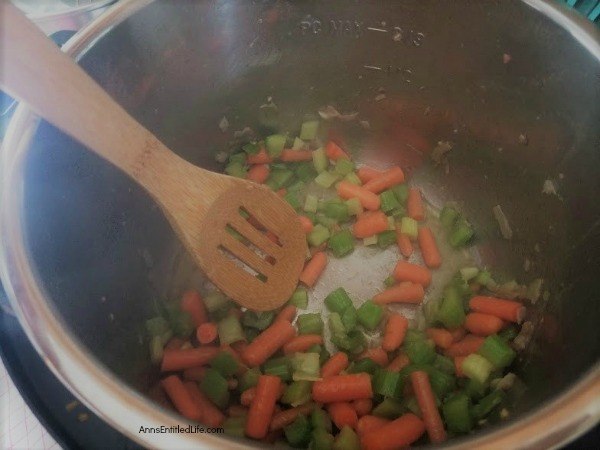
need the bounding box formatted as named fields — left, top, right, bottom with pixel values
left=195, top=183, right=307, bottom=311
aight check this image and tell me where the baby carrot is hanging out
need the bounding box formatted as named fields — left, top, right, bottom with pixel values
left=196, top=322, right=218, bottom=345
left=161, top=346, right=220, bottom=372
left=426, top=328, right=454, bottom=349
left=321, top=352, right=349, bottom=378
left=361, top=413, right=426, bottom=450
left=299, top=252, right=328, bottom=287
left=387, top=353, right=411, bottom=372
left=298, top=215, right=314, bottom=234
left=184, top=381, right=226, bottom=427
left=275, top=305, right=297, bottom=323
left=246, top=375, right=282, bottom=439
left=352, top=211, right=389, bottom=238
left=358, top=348, right=389, bottom=367
left=382, top=313, right=409, bottom=352
left=449, top=327, right=467, bottom=343
left=469, top=296, right=526, bottom=323
left=312, top=374, right=373, bottom=403
left=242, top=319, right=296, bottom=367
left=362, top=167, right=405, bottom=194
left=182, top=366, right=207, bottom=382
left=247, top=164, right=270, bottom=184
left=396, top=230, right=413, bottom=258
left=373, top=282, right=425, bottom=305
left=325, top=141, right=350, bottom=160
left=247, top=148, right=273, bottom=164
left=180, top=290, right=208, bottom=327
left=407, top=188, right=425, bottom=221
left=269, top=403, right=314, bottom=431
left=336, top=181, right=381, bottom=211
left=445, top=334, right=485, bottom=357
left=352, top=398, right=373, bottom=417
left=418, top=226, right=442, bottom=269
left=280, top=149, right=314, bottom=162
left=410, top=371, right=447, bottom=443
left=454, top=356, right=466, bottom=377
left=464, top=312, right=504, bottom=336
left=283, top=334, right=324, bottom=355
left=393, top=261, right=432, bottom=287
left=356, top=415, right=390, bottom=436
left=357, top=166, right=384, bottom=184
left=328, top=402, right=358, bottom=430
left=161, top=375, right=202, bottom=421
left=241, top=387, right=257, bottom=406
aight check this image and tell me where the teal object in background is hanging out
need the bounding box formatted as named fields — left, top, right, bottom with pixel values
left=559, top=0, right=600, bottom=23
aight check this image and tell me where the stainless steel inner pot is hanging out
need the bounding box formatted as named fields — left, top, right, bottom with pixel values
left=1, top=0, right=600, bottom=448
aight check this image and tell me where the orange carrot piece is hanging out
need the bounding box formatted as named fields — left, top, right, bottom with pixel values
left=321, top=352, right=349, bottom=378
left=449, top=327, right=467, bottom=343
left=241, top=387, right=257, bottom=406
left=356, top=415, right=390, bottom=436
left=180, top=290, right=208, bottom=327
left=184, top=381, right=226, bottom=427
left=352, top=211, right=389, bottom=238
left=196, top=322, right=218, bottom=345
left=182, top=366, right=207, bottom=382
left=228, top=405, right=249, bottom=418
left=161, top=375, right=202, bottom=421
left=325, top=141, right=350, bottom=160
left=361, top=413, right=426, bottom=450
left=357, top=166, right=384, bottom=184
left=242, top=319, right=296, bottom=367
left=165, top=337, right=186, bottom=351
left=328, top=402, right=358, bottom=430
left=247, top=164, right=270, bottom=184
left=283, top=334, right=323, bottom=355
left=246, top=375, right=282, bottom=439
left=464, top=312, right=504, bottom=336
left=418, top=226, right=442, bottom=269
left=410, top=371, right=447, bottom=444
left=454, top=356, right=466, bottom=377
left=407, top=188, right=425, bottom=221
left=393, top=261, right=432, bottom=287
left=373, top=282, right=425, bottom=305
left=352, top=398, right=373, bottom=417
left=396, top=230, right=413, bottom=258
left=299, top=251, right=328, bottom=287
left=469, top=296, right=526, bottom=323
left=426, top=328, right=454, bottom=349
left=161, top=346, right=220, bottom=372
left=275, top=305, right=297, bottom=323
left=382, top=313, right=409, bottom=352
left=358, top=348, right=389, bottom=367
left=269, top=403, right=315, bottom=431
left=247, top=148, right=273, bottom=164
left=312, top=374, right=373, bottom=403
left=298, top=215, right=314, bottom=234
left=387, top=353, right=411, bottom=372
left=280, top=149, right=314, bottom=162
left=362, top=167, right=405, bottom=194
left=336, top=180, right=381, bottom=211
left=445, top=334, right=485, bottom=357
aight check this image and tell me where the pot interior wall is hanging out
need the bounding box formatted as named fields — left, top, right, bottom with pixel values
left=19, top=0, right=600, bottom=435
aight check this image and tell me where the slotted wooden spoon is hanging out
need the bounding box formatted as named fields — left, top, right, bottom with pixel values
left=0, top=3, right=307, bottom=311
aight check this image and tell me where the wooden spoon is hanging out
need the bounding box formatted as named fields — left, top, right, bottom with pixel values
left=0, top=3, right=307, bottom=311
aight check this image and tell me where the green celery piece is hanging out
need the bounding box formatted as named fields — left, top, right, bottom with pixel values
left=400, top=217, right=418, bottom=240
left=200, top=368, right=230, bottom=408
left=164, top=304, right=194, bottom=338
left=210, top=351, right=239, bottom=377
left=498, top=325, right=519, bottom=342
left=428, top=368, right=456, bottom=398
left=242, top=310, right=274, bottom=330
left=328, top=312, right=346, bottom=335
left=346, top=330, right=366, bottom=354
left=460, top=266, right=480, bottom=281
left=344, top=172, right=362, bottom=185
left=146, top=316, right=170, bottom=337
left=238, top=367, right=261, bottom=392
left=225, top=161, right=247, bottom=178
left=296, top=162, right=317, bottom=182
left=228, top=152, right=247, bottom=165
left=377, top=230, right=396, bottom=248
left=437, top=285, right=466, bottom=329
left=297, top=313, right=324, bottom=335
left=316, top=215, right=338, bottom=230
left=439, top=206, right=459, bottom=229
left=265, top=134, right=287, bottom=157
left=363, top=235, right=378, bottom=246
left=472, top=390, right=506, bottom=420
left=433, top=354, right=456, bottom=375
left=242, top=142, right=260, bottom=155
left=323, top=201, right=350, bottom=222
left=304, top=194, right=319, bottom=213
left=328, top=229, right=355, bottom=258
left=404, top=338, right=436, bottom=365
left=319, top=347, right=331, bottom=365
left=462, top=354, right=494, bottom=384
left=287, top=180, right=306, bottom=193
left=348, top=358, right=380, bottom=375
left=203, top=291, right=229, bottom=313
left=315, top=171, right=340, bottom=188
left=311, top=429, right=335, bottom=450
left=284, top=415, right=312, bottom=447
left=307, top=344, right=322, bottom=354
left=223, top=416, right=247, bottom=437
left=392, top=184, right=409, bottom=204
left=403, top=396, right=422, bottom=417
left=478, top=335, right=516, bottom=369
left=312, top=147, right=328, bottom=173
left=404, top=329, right=426, bottom=342
left=333, top=426, right=360, bottom=450
left=345, top=198, right=362, bottom=216
left=463, top=378, right=488, bottom=400
left=289, top=288, right=309, bottom=309
left=333, top=158, right=355, bottom=177
left=291, top=352, right=321, bottom=381
left=325, top=287, right=353, bottom=313
left=372, top=398, right=405, bottom=419
left=391, top=207, right=407, bottom=220
left=380, top=190, right=401, bottom=213
left=372, top=369, right=402, bottom=398
left=217, top=314, right=245, bottom=345
left=341, top=304, right=358, bottom=332
left=267, top=168, right=294, bottom=190
left=308, top=224, right=331, bottom=247
left=300, top=120, right=320, bottom=141
left=356, top=300, right=383, bottom=330
left=450, top=218, right=475, bottom=248
left=244, top=326, right=260, bottom=343
left=281, top=380, right=312, bottom=406
left=263, top=356, right=292, bottom=381
left=311, top=408, right=333, bottom=432
left=149, top=335, right=165, bottom=364
left=284, top=190, right=302, bottom=210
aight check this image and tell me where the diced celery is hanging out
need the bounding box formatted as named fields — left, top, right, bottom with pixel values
left=292, top=136, right=307, bottom=150
left=462, top=354, right=494, bottom=384
left=472, top=390, right=505, bottom=420
left=372, top=398, right=405, bottom=419
left=433, top=355, right=456, bottom=375
left=400, top=217, right=418, bottom=240
left=333, top=426, right=360, bottom=450
left=284, top=191, right=302, bottom=210
left=440, top=206, right=459, bottom=229
left=404, top=338, right=436, bottom=365
left=341, top=304, right=358, bottom=332
left=333, top=159, right=355, bottom=177
left=210, top=351, right=239, bottom=377
left=311, top=408, right=333, bottom=432
left=295, top=162, right=317, bottom=182
left=228, top=153, right=247, bottom=165
left=460, top=267, right=480, bottom=281
left=289, top=288, right=309, bottom=309
left=242, top=310, right=274, bottom=330
left=284, top=415, right=312, bottom=447
left=242, top=142, right=260, bottom=155
left=315, top=171, right=339, bottom=188
left=312, top=147, right=328, bottom=173
left=348, top=358, right=380, bottom=375
left=428, top=368, right=456, bottom=398
left=200, top=368, right=230, bottom=408
left=372, top=369, right=402, bottom=398
left=308, top=224, right=331, bottom=247
left=328, top=312, right=346, bottom=336
left=223, top=416, right=247, bottom=437
left=312, top=428, right=335, bottom=450
left=478, top=335, right=516, bottom=369
left=463, top=378, right=488, bottom=400
left=344, top=172, right=362, bottom=185
left=146, top=316, right=170, bottom=337
left=363, top=235, right=378, bottom=246
left=443, top=393, right=473, bottom=433
left=323, top=201, right=349, bottom=222
left=325, top=288, right=353, bottom=313
left=265, top=134, right=287, bottom=157
left=392, top=184, right=409, bottom=204
left=498, top=325, right=518, bottom=342
left=297, top=313, right=324, bottom=335
left=377, top=230, right=396, bottom=249
left=304, top=194, right=319, bottom=213
left=380, top=190, right=401, bottom=213
left=437, top=285, right=466, bottom=329
left=291, top=352, right=321, bottom=381
left=150, top=335, right=165, bottom=364
left=267, top=168, right=294, bottom=190
left=403, top=396, right=422, bottom=417
left=346, top=330, right=366, bottom=354
left=450, top=219, right=475, bottom=248
left=391, top=206, right=407, bottom=220
left=225, top=162, right=247, bottom=178
left=263, top=356, right=292, bottom=381
left=328, top=230, right=355, bottom=258
left=316, top=215, right=338, bottom=230
left=356, top=300, right=383, bottom=330
left=474, top=270, right=494, bottom=287
left=287, top=180, right=306, bottom=193
left=238, top=367, right=261, bottom=392
left=387, top=216, right=396, bottom=230
left=345, top=198, right=362, bottom=216
left=164, top=304, right=194, bottom=338
left=300, top=120, right=320, bottom=141
left=281, top=380, right=312, bottom=406
left=217, top=314, right=245, bottom=345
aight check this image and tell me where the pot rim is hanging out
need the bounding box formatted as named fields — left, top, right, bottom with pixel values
left=1, top=0, right=599, bottom=448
